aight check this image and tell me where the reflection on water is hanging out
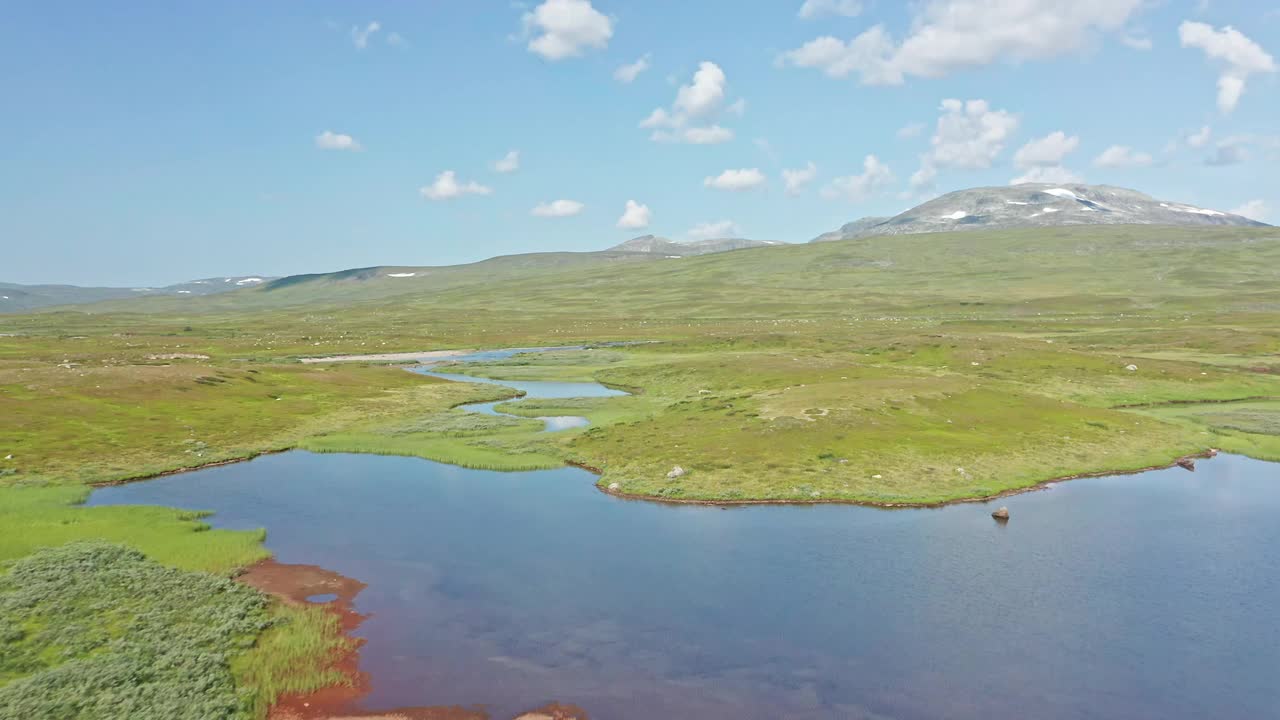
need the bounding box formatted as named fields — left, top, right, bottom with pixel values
left=89, top=452, right=1280, bottom=720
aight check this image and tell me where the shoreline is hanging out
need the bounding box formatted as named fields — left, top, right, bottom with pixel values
left=297, top=349, right=477, bottom=365
left=89, top=442, right=1218, bottom=511
left=583, top=448, right=1218, bottom=509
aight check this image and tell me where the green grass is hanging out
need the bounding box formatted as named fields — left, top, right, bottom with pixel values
left=0, top=485, right=267, bottom=575
left=5, top=224, right=1280, bottom=710
left=0, top=542, right=270, bottom=719
left=232, top=603, right=353, bottom=719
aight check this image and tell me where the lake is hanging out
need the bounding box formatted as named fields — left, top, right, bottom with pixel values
left=87, top=361, right=1280, bottom=719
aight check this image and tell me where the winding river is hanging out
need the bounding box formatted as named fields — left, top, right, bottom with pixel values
left=87, top=351, right=1280, bottom=719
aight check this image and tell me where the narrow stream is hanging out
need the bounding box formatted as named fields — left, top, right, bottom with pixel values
left=411, top=348, right=627, bottom=431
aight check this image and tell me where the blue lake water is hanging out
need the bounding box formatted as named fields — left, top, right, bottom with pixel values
left=89, top=451, right=1280, bottom=719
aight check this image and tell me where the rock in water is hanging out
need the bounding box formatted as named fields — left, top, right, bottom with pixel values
left=666, top=465, right=686, bottom=479
left=992, top=506, right=1010, bottom=520
left=1177, top=458, right=1196, bottom=471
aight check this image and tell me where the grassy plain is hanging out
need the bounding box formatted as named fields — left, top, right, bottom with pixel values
left=4, top=225, right=1280, bottom=712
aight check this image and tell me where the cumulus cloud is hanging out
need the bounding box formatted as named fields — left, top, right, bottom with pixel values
left=351, top=21, right=381, bottom=49
left=782, top=162, right=819, bottom=196
left=687, top=219, right=741, bottom=240
left=315, top=131, right=362, bottom=151
left=675, top=62, right=728, bottom=118
left=494, top=150, right=521, bottom=174
left=419, top=171, right=492, bottom=201
left=522, top=0, right=613, bottom=61
left=1187, top=125, right=1213, bottom=149
left=704, top=168, right=766, bottom=191
left=531, top=199, right=585, bottom=217
left=1179, top=22, right=1276, bottom=113
left=821, top=155, right=894, bottom=201
left=1010, top=166, right=1085, bottom=185
left=1093, top=145, right=1154, bottom=168
left=1013, top=131, right=1080, bottom=168
left=614, top=54, right=652, bottom=83
left=931, top=99, right=1019, bottom=170
left=1009, top=131, right=1081, bottom=183
left=1230, top=199, right=1269, bottom=222
left=640, top=62, right=741, bottom=144
left=616, top=200, right=652, bottom=229
left=799, top=0, right=863, bottom=18
left=908, top=163, right=938, bottom=193
left=779, top=0, right=1144, bottom=85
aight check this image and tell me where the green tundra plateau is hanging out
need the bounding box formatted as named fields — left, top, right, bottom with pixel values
left=4, top=224, right=1280, bottom=717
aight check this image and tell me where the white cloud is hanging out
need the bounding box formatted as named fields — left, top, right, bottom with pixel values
left=704, top=168, right=766, bottom=191
left=687, top=220, right=741, bottom=240
left=616, top=200, right=652, bottom=229
left=647, top=124, right=735, bottom=145
left=640, top=62, right=739, bottom=145
left=1093, top=145, right=1154, bottom=168
left=420, top=171, right=493, bottom=201
left=675, top=62, right=728, bottom=118
left=522, top=0, right=613, bottom=61
left=798, top=0, right=863, bottom=19
left=315, top=131, right=362, bottom=151
left=726, top=98, right=747, bottom=117
left=351, top=21, right=381, bottom=49
left=1179, top=22, right=1277, bottom=113
left=494, top=150, right=521, bottom=173
left=896, top=122, right=925, bottom=139
left=930, top=99, right=1019, bottom=170
left=531, top=199, right=585, bottom=217
left=821, top=155, right=894, bottom=202
left=909, top=163, right=938, bottom=193
left=1187, top=125, right=1213, bottom=148
left=782, top=162, right=818, bottom=196
left=1011, top=132, right=1080, bottom=184
left=1121, top=32, right=1152, bottom=50
left=779, top=0, right=1144, bottom=85
left=614, top=54, right=651, bottom=83
left=1230, top=199, right=1269, bottom=221
left=1010, top=166, right=1085, bottom=185
left=1013, top=131, right=1079, bottom=168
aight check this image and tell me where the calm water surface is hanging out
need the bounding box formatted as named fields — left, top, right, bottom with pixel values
left=89, top=451, right=1280, bottom=719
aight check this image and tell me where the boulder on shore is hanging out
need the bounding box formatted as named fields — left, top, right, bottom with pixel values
left=666, top=465, right=686, bottom=479
left=607, top=482, right=621, bottom=491
left=1177, top=458, right=1196, bottom=471
left=991, top=506, right=1010, bottom=520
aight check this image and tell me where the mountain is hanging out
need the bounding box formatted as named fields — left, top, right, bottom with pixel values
left=609, top=235, right=786, bottom=256
left=0, top=276, right=273, bottom=312
left=812, top=184, right=1269, bottom=242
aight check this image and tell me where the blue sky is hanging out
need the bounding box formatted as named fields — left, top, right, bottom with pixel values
left=2, top=0, right=1277, bottom=286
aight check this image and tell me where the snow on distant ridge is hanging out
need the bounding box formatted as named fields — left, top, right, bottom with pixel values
left=810, top=184, right=1269, bottom=242
left=387, top=272, right=417, bottom=278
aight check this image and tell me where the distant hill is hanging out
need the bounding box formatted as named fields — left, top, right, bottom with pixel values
left=609, top=235, right=785, bottom=256
left=0, top=276, right=272, bottom=312
left=812, top=184, right=1269, bottom=242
